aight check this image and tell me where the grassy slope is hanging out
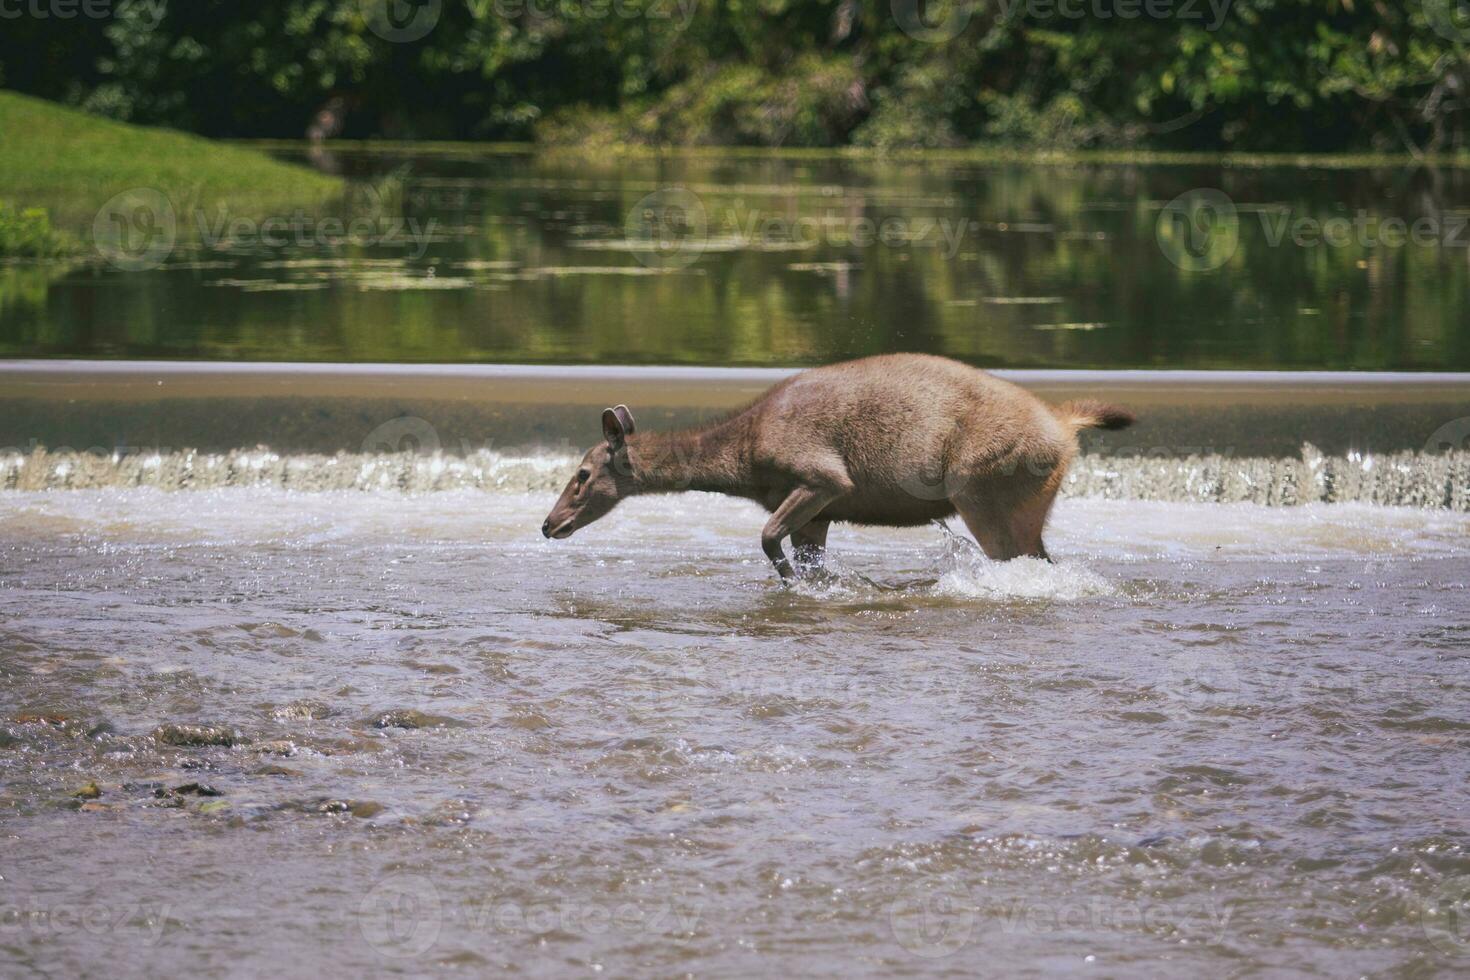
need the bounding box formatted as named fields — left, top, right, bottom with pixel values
left=0, top=90, right=341, bottom=233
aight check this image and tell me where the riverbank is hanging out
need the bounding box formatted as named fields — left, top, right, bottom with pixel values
left=239, top=138, right=1470, bottom=171
left=0, top=92, right=342, bottom=249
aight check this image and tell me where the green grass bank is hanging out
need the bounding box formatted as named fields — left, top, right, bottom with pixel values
left=0, top=91, right=342, bottom=255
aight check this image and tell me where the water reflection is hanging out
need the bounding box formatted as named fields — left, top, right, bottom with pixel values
left=2, top=149, right=1467, bottom=368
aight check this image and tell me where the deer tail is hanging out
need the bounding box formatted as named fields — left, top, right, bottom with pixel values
left=1054, top=399, right=1136, bottom=432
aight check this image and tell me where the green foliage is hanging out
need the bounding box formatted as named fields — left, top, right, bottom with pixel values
left=0, top=201, right=73, bottom=258
left=545, top=56, right=865, bottom=146
left=0, top=0, right=1465, bottom=152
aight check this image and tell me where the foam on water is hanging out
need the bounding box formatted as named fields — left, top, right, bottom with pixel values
left=934, top=556, right=1118, bottom=601
left=1, top=486, right=1464, bottom=564
left=4, top=444, right=1468, bottom=510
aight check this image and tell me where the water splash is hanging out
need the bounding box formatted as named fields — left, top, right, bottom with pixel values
left=930, top=520, right=1117, bottom=600
left=935, top=557, right=1116, bottom=601
left=0, top=447, right=579, bottom=493
left=1065, top=443, right=1470, bottom=511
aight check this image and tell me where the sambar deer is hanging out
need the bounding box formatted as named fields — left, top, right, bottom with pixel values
left=541, top=354, right=1133, bottom=579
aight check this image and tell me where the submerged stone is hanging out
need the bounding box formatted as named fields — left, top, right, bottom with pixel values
left=169, top=783, right=224, bottom=797
left=270, top=699, right=335, bottom=721
left=254, top=740, right=299, bottom=756
left=16, top=712, right=69, bottom=725
left=369, top=709, right=465, bottom=730
left=153, top=724, right=240, bottom=747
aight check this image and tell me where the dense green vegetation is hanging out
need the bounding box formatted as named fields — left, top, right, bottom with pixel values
left=0, top=1, right=1464, bottom=153
left=0, top=201, right=74, bottom=258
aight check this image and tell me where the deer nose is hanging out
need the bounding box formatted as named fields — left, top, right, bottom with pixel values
left=541, top=519, right=551, bottom=538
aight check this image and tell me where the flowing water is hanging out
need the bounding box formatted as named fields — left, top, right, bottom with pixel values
left=5, top=443, right=1470, bottom=510
left=3, top=479, right=1470, bottom=975
left=5, top=146, right=1470, bottom=975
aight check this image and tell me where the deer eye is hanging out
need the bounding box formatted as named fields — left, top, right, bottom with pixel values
left=577, top=469, right=590, bottom=484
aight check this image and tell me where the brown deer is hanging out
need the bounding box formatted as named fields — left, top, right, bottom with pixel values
left=541, top=354, right=1133, bottom=579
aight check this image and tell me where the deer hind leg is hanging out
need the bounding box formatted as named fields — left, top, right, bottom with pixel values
left=1006, top=471, right=1064, bottom=562
left=952, top=495, right=1021, bottom=561
left=790, top=519, right=830, bottom=574
left=952, top=462, right=1065, bottom=563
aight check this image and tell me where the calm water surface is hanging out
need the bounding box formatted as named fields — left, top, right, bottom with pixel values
left=3, top=149, right=1469, bottom=368
left=3, top=486, right=1469, bottom=975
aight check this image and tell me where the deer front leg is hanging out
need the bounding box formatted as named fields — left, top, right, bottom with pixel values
left=762, top=487, right=839, bottom=581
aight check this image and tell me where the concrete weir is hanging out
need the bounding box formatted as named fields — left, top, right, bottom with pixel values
left=1, top=361, right=1468, bottom=508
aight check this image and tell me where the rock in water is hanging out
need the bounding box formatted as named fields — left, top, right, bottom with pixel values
left=153, top=724, right=240, bottom=747
left=368, top=709, right=465, bottom=730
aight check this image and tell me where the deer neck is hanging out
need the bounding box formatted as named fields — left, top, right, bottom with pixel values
left=627, top=419, right=751, bottom=496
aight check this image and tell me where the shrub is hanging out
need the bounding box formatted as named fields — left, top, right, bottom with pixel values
left=0, top=201, right=74, bottom=259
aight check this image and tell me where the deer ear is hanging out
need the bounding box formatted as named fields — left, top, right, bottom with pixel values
left=601, top=408, right=627, bottom=449
left=611, top=405, right=636, bottom=436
